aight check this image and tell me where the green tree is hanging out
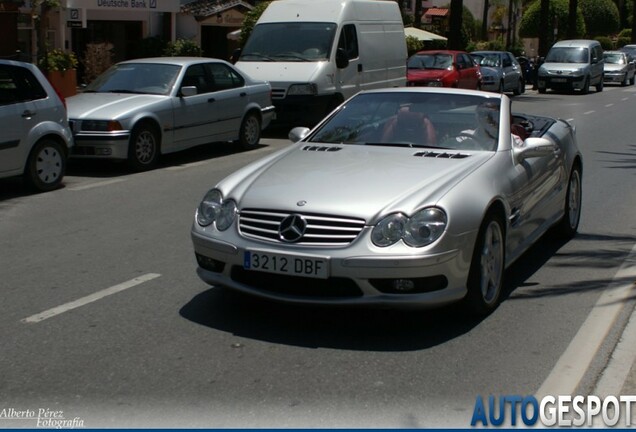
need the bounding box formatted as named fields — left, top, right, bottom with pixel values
left=579, top=0, right=619, bottom=36
left=240, top=1, right=271, bottom=48
left=518, top=0, right=586, bottom=41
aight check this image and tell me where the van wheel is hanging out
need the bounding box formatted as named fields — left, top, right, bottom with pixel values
left=631, top=75, right=635, bottom=85
left=236, top=112, right=261, bottom=150
left=24, top=138, right=66, bottom=192
left=596, top=77, right=603, bottom=92
left=128, top=122, right=160, bottom=171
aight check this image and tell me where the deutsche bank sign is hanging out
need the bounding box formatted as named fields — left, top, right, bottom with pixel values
left=63, top=0, right=179, bottom=13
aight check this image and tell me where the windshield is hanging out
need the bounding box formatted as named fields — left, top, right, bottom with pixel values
left=240, top=22, right=336, bottom=62
left=545, top=47, right=589, bottom=63
left=308, top=92, right=501, bottom=151
left=473, top=53, right=501, bottom=67
left=407, top=53, right=453, bottom=70
left=85, top=63, right=181, bottom=95
left=604, top=53, right=625, bottom=64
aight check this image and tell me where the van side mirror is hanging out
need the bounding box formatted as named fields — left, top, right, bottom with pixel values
left=336, top=48, right=349, bottom=69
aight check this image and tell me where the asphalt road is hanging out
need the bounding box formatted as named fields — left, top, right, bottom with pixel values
left=1, top=85, right=635, bottom=428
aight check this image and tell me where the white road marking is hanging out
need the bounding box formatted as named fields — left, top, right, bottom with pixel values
left=21, top=273, right=161, bottom=323
left=536, top=243, right=636, bottom=397
left=584, top=110, right=595, bottom=115
left=68, top=179, right=125, bottom=191
left=622, top=98, right=629, bottom=101
left=606, top=104, right=614, bottom=107
left=165, top=160, right=211, bottom=171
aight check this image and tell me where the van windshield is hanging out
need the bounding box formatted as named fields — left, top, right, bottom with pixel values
left=240, top=22, right=337, bottom=62
left=545, top=47, right=589, bottom=63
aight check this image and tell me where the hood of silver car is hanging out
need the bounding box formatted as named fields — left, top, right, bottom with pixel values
left=228, top=145, right=493, bottom=219
left=604, top=64, right=626, bottom=72
left=66, top=92, right=166, bottom=119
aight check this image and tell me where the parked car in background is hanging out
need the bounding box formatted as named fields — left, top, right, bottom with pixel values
left=407, top=50, right=481, bottom=89
left=603, top=50, right=635, bottom=86
left=191, top=87, right=582, bottom=316
left=67, top=57, right=275, bottom=171
left=537, top=39, right=604, bottom=94
left=0, top=59, right=73, bottom=192
left=470, top=50, right=525, bottom=95
left=619, top=44, right=636, bottom=60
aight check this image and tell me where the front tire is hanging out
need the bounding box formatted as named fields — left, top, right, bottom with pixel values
left=513, top=79, right=524, bottom=95
left=236, top=112, right=261, bottom=150
left=580, top=77, right=590, bottom=95
left=596, top=76, right=603, bottom=92
left=24, top=138, right=66, bottom=192
left=128, top=122, right=159, bottom=171
left=464, top=212, right=506, bottom=316
left=554, top=164, right=582, bottom=239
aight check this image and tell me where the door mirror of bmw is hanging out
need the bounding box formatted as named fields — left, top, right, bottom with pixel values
left=515, top=137, right=557, bottom=162
left=288, top=127, right=311, bottom=143
left=180, top=86, right=198, bottom=97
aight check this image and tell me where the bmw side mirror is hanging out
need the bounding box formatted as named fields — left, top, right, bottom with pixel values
left=336, top=48, right=349, bottom=69
left=180, top=86, right=197, bottom=97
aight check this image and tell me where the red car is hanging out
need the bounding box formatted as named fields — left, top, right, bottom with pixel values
left=407, top=50, right=482, bottom=89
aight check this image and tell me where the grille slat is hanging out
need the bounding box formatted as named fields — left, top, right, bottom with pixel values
left=239, top=209, right=365, bottom=245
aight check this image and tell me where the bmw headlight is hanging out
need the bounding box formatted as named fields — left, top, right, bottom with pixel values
left=403, top=208, right=447, bottom=247
left=197, top=189, right=233, bottom=228
left=372, top=208, right=447, bottom=248
left=80, top=120, right=124, bottom=132
left=287, top=83, right=318, bottom=96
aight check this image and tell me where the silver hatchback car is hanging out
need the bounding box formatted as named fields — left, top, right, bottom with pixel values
left=0, top=60, right=73, bottom=191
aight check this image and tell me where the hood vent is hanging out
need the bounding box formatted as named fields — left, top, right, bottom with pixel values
left=413, top=151, right=470, bottom=159
left=302, top=145, right=342, bottom=152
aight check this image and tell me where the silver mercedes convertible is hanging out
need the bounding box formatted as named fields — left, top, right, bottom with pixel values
left=191, top=88, right=582, bottom=315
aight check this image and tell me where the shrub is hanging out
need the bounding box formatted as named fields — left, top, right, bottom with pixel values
left=406, top=35, right=424, bottom=55
left=40, top=49, right=78, bottom=72
left=579, top=0, right=619, bottom=37
left=82, top=42, right=114, bottom=84
left=164, top=39, right=202, bottom=57
left=617, top=36, right=631, bottom=48
left=519, top=0, right=586, bottom=40
left=594, top=36, right=614, bottom=50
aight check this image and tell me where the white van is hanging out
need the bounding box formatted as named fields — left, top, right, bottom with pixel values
left=537, top=39, right=604, bottom=94
left=235, top=0, right=407, bottom=126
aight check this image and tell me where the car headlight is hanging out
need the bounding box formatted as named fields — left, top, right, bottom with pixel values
left=403, top=208, right=447, bottom=247
left=196, top=189, right=236, bottom=230
left=80, top=120, right=124, bottom=132
left=287, top=83, right=318, bottom=96
left=372, top=207, right=447, bottom=247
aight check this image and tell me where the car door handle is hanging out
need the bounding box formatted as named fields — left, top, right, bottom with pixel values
left=207, top=98, right=215, bottom=103
left=240, top=92, right=247, bottom=97
left=22, top=110, right=36, bottom=118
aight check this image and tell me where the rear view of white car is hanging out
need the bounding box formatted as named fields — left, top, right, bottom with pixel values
left=0, top=60, right=73, bottom=191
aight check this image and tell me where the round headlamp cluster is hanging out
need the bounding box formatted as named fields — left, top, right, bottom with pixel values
left=372, top=207, right=447, bottom=248
left=196, top=189, right=237, bottom=231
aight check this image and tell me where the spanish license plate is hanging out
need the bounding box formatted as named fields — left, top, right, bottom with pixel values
left=552, top=78, right=567, bottom=83
left=244, top=250, right=329, bottom=279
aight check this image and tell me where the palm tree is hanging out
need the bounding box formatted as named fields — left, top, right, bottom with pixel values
left=538, top=0, right=550, bottom=56
left=567, top=0, right=578, bottom=39
left=481, top=0, right=490, bottom=40
left=448, top=0, right=463, bottom=49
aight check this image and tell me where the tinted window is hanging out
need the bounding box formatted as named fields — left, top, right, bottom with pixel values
left=205, top=63, right=244, bottom=91
left=0, top=65, right=47, bottom=105
left=338, top=24, right=359, bottom=60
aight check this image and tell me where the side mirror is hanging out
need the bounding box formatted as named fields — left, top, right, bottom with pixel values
left=455, top=63, right=463, bottom=70
left=180, top=86, right=198, bottom=97
left=514, top=137, right=557, bottom=162
left=336, top=48, right=349, bottom=69
left=288, top=127, right=311, bottom=143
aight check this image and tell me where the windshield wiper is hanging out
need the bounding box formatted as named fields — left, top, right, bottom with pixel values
left=274, top=54, right=311, bottom=62
left=106, top=89, right=142, bottom=94
left=240, top=53, right=275, bottom=61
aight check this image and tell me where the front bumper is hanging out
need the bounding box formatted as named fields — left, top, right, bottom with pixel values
left=538, top=75, right=586, bottom=90
left=604, top=72, right=627, bottom=83
left=190, top=226, right=476, bottom=308
left=69, top=131, right=130, bottom=160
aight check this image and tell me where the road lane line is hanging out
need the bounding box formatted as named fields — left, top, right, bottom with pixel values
left=536, top=243, right=636, bottom=397
left=606, top=104, right=614, bottom=107
left=21, top=273, right=161, bottom=323
left=584, top=110, right=595, bottom=115
left=69, top=179, right=125, bottom=191
left=622, top=98, right=629, bottom=101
